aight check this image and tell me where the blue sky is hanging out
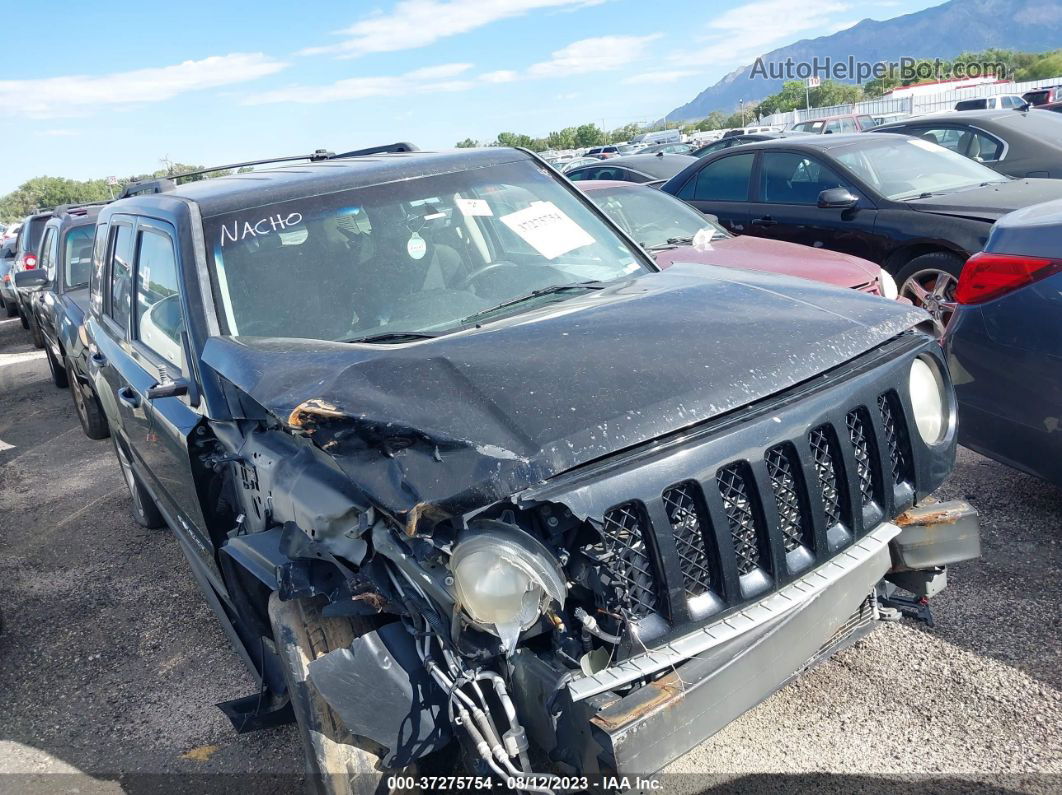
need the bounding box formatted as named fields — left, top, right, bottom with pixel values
left=0, top=0, right=938, bottom=193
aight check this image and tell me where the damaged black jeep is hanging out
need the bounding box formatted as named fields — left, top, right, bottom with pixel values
left=85, top=144, right=980, bottom=792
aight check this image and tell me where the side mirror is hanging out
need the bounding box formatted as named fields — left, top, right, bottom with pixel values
left=818, top=187, right=859, bottom=209
left=14, top=270, right=48, bottom=290
left=147, top=379, right=189, bottom=400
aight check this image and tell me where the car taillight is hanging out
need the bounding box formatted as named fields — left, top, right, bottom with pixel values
left=23, top=253, right=37, bottom=269
left=956, top=252, right=1062, bottom=305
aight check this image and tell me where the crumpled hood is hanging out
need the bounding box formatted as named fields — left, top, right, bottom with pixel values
left=652, top=235, right=880, bottom=289
left=202, top=263, right=928, bottom=518
left=906, top=178, right=1062, bottom=222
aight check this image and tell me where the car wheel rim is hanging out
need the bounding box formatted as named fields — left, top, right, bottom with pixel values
left=900, top=268, right=957, bottom=329
left=115, top=444, right=143, bottom=516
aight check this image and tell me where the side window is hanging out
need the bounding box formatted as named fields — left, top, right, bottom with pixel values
left=682, top=153, right=755, bottom=201
left=90, top=222, right=109, bottom=315
left=106, top=224, right=134, bottom=332
left=38, top=228, right=57, bottom=282
left=761, top=152, right=847, bottom=204
left=567, top=168, right=600, bottom=181
left=63, top=226, right=95, bottom=289
left=134, top=229, right=185, bottom=370
left=966, top=130, right=1004, bottom=162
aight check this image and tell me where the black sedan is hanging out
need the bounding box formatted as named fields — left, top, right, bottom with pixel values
left=564, top=153, right=696, bottom=187
left=690, top=131, right=804, bottom=158
left=659, top=133, right=1062, bottom=327
left=871, top=109, right=1062, bottom=178
left=945, top=200, right=1062, bottom=486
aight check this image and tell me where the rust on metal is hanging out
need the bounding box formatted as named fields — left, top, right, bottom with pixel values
left=896, top=501, right=971, bottom=528
left=590, top=676, right=685, bottom=731
left=287, top=398, right=347, bottom=430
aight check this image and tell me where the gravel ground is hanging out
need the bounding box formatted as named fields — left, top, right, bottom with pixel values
left=0, top=312, right=1059, bottom=794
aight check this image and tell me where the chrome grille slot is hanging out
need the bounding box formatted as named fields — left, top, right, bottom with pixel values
left=809, top=424, right=844, bottom=528
left=716, top=463, right=765, bottom=576
left=765, top=443, right=812, bottom=553
left=662, top=482, right=714, bottom=598
left=594, top=503, right=660, bottom=618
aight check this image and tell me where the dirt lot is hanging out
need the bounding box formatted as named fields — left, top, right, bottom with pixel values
left=1, top=312, right=1060, bottom=793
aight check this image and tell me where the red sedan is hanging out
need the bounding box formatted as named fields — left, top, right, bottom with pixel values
left=577, top=180, right=897, bottom=297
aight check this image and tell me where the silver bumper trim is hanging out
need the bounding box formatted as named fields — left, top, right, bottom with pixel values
left=567, top=522, right=901, bottom=701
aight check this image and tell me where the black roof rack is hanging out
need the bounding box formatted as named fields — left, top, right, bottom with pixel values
left=118, top=143, right=420, bottom=198
left=54, top=200, right=111, bottom=216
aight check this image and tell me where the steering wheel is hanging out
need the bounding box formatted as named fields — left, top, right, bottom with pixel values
left=453, top=260, right=521, bottom=292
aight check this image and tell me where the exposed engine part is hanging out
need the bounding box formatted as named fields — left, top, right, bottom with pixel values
left=384, top=561, right=556, bottom=794
left=574, top=607, right=623, bottom=645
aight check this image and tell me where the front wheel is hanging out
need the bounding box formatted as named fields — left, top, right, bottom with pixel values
left=896, top=252, right=963, bottom=330
left=18, top=309, right=28, bottom=330
left=4, top=299, right=17, bottom=318
left=46, top=346, right=68, bottom=388
left=113, top=438, right=165, bottom=528
left=268, top=595, right=395, bottom=795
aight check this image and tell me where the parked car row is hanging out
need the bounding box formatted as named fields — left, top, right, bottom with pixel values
left=1, top=140, right=989, bottom=794
left=2, top=128, right=1055, bottom=794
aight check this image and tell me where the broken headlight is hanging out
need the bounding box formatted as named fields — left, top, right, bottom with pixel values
left=450, top=521, right=566, bottom=653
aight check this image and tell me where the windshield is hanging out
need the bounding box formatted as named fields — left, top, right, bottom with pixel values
left=834, top=137, right=1008, bottom=200
left=586, top=185, right=729, bottom=249
left=205, top=158, right=648, bottom=341
left=63, top=225, right=95, bottom=289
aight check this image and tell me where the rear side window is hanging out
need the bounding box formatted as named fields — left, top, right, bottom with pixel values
left=679, top=153, right=755, bottom=201
left=38, top=227, right=58, bottom=282
left=134, top=229, right=184, bottom=370
left=63, top=226, right=95, bottom=289
left=90, top=222, right=109, bottom=315
left=107, top=224, right=134, bottom=332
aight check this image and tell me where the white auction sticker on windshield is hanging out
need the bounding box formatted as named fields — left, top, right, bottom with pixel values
left=499, top=201, right=595, bottom=260
left=455, top=198, right=493, bottom=217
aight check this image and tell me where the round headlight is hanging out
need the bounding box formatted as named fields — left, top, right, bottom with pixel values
left=908, top=357, right=947, bottom=444
left=450, top=522, right=566, bottom=653
left=879, top=268, right=899, bottom=300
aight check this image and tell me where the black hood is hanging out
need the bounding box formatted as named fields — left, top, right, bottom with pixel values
left=202, top=264, right=928, bottom=517
left=905, top=178, right=1062, bottom=222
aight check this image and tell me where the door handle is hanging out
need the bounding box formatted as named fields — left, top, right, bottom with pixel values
left=117, top=386, right=141, bottom=410
left=90, top=351, right=107, bottom=367
left=752, top=216, right=777, bottom=226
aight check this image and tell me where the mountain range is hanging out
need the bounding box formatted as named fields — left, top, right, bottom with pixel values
left=666, top=0, right=1062, bottom=121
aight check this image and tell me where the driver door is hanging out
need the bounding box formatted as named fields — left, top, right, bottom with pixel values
left=745, top=150, right=879, bottom=261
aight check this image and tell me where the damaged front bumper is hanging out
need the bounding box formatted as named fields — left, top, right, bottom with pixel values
left=511, top=503, right=979, bottom=777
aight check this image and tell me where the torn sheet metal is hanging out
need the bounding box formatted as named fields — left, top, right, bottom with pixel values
left=201, top=264, right=930, bottom=522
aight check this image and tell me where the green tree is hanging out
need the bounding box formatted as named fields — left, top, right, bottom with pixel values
left=1016, top=51, right=1062, bottom=80
left=494, top=131, right=537, bottom=149
left=455, top=138, right=479, bottom=148
left=546, top=127, right=578, bottom=150
left=573, top=123, right=605, bottom=148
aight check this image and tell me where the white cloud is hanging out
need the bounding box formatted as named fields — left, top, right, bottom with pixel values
left=675, top=0, right=849, bottom=66
left=527, top=35, right=662, bottom=78
left=299, top=0, right=607, bottom=58
left=245, top=63, right=476, bottom=105
left=250, top=33, right=663, bottom=107
left=0, top=54, right=288, bottom=118
left=623, top=69, right=698, bottom=85
left=41, top=129, right=80, bottom=137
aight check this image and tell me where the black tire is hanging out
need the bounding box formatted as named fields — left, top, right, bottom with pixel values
left=268, top=594, right=393, bottom=795
left=113, top=438, right=165, bottom=529
left=67, top=359, right=109, bottom=439
left=895, top=251, right=964, bottom=329
left=18, top=309, right=28, bottom=329
left=29, top=316, right=45, bottom=349
left=46, top=346, right=68, bottom=388
left=4, top=299, right=17, bottom=318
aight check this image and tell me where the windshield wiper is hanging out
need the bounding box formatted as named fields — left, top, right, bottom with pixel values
left=644, top=237, right=695, bottom=251
left=345, top=331, right=439, bottom=344
left=460, top=281, right=606, bottom=324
